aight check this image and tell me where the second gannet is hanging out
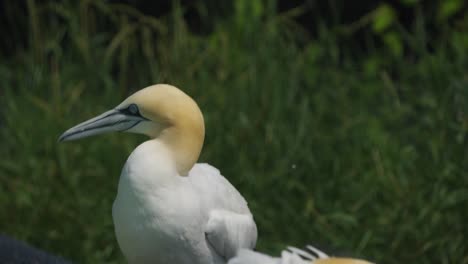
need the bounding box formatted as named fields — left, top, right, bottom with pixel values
left=59, top=84, right=257, bottom=264
left=228, top=245, right=374, bottom=264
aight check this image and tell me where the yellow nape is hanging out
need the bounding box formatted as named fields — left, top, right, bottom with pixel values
left=120, top=84, right=205, bottom=176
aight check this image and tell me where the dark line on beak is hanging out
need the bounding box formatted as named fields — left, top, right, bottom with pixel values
left=88, top=111, right=120, bottom=126
left=60, top=119, right=134, bottom=141
left=123, top=120, right=141, bottom=131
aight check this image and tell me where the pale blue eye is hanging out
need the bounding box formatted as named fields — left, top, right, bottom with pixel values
left=128, top=104, right=138, bottom=115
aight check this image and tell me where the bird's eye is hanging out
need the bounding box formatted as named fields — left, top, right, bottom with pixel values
left=128, top=104, right=138, bottom=115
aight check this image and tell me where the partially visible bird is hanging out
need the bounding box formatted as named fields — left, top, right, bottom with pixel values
left=228, top=245, right=374, bottom=264
left=59, top=84, right=257, bottom=264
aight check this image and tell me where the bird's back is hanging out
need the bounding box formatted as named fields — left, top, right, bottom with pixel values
left=186, top=163, right=258, bottom=260
left=187, top=163, right=252, bottom=214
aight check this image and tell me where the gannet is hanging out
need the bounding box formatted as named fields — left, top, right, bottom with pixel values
left=228, top=245, right=374, bottom=264
left=59, top=84, right=257, bottom=264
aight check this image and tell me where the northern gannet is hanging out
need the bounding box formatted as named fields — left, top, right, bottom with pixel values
left=228, top=245, right=374, bottom=264
left=59, top=84, right=257, bottom=264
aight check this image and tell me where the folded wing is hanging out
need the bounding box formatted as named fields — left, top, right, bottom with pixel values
left=205, top=210, right=258, bottom=260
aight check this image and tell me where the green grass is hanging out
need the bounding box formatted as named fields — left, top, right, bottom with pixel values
left=1, top=1, right=468, bottom=263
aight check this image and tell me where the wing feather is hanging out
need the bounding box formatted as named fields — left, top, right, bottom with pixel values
left=205, top=210, right=257, bottom=260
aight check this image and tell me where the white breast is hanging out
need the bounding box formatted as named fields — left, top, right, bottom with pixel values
left=111, top=140, right=234, bottom=264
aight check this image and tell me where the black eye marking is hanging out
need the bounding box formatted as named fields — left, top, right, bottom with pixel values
left=119, top=103, right=142, bottom=117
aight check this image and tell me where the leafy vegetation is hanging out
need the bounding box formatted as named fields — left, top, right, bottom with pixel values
left=0, top=1, right=467, bottom=263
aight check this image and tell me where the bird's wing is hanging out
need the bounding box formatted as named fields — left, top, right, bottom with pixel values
left=227, top=249, right=280, bottom=264
left=205, top=209, right=258, bottom=260
left=286, top=246, right=375, bottom=264
left=188, top=164, right=258, bottom=259
left=228, top=245, right=374, bottom=264
left=285, top=245, right=328, bottom=261
left=227, top=248, right=314, bottom=264
left=189, top=163, right=251, bottom=213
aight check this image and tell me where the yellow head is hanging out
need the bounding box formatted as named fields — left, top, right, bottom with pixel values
left=59, top=84, right=205, bottom=176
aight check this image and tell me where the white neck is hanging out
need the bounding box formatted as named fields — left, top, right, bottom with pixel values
left=121, top=140, right=178, bottom=193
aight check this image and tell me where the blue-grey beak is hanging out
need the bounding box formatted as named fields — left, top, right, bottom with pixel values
left=58, top=109, right=145, bottom=142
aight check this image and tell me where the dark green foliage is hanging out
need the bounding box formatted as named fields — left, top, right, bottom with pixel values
left=0, top=1, right=467, bottom=263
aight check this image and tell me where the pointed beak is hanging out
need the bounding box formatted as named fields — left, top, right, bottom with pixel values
left=58, top=109, right=144, bottom=142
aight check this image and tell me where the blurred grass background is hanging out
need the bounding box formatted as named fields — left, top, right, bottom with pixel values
left=0, top=0, right=468, bottom=263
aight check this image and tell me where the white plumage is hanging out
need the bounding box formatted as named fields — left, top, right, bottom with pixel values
left=228, top=245, right=326, bottom=264
left=112, top=140, right=257, bottom=263
left=59, top=84, right=257, bottom=264
left=228, top=249, right=309, bottom=264
left=228, top=245, right=373, bottom=264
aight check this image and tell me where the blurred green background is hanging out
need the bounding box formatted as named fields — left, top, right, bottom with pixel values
left=1, top=0, right=467, bottom=263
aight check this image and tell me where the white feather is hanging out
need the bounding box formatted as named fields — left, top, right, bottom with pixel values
left=112, top=140, right=257, bottom=264
left=228, top=249, right=281, bottom=264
